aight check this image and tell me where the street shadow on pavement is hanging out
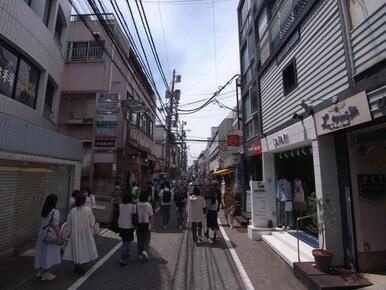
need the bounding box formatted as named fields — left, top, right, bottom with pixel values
left=0, top=232, right=121, bottom=290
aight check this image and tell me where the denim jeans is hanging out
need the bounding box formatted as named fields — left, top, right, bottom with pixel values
left=276, top=199, right=294, bottom=227
left=137, top=230, right=151, bottom=254
left=176, top=206, right=185, bottom=226
left=161, top=204, right=171, bottom=226
left=191, top=222, right=202, bottom=242
left=121, top=241, right=129, bottom=260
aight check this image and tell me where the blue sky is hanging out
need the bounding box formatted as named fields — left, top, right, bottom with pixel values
left=78, top=0, right=240, bottom=164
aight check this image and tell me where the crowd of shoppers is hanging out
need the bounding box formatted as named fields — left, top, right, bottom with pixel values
left=34, top=177, right=237, bottom=281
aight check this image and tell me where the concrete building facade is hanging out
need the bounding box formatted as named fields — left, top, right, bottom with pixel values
left=0, top=0, right=82, bottom=258
left=238, top=0, right=386, bottom=272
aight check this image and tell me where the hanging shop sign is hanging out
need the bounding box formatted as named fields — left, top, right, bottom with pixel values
left=273, top=133, right=289, bottom=148
left=97, top=92, right=120, bottom=103
left=95, top=127, right=117, bottom=138
left=96, top=114, right=118, bottom=124
left=95, top=139, right=116, bottom=148
left=246, top=138, right=262, bottom=157
left=227, top=135, right=240, bottom=147
left=97, top=102, right=119, bottom=113
left=315, top=91, right=372, bottom=136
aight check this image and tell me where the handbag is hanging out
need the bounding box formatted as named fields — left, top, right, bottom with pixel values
left=131, top=204, right=139, bottom=226
left=109, top=203, right=120, bottom=233
left=93, top=222, right=100, bottom=235
left=42, top=210, right=59, bottom=244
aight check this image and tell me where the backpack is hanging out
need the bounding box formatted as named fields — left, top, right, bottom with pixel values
left=162, top=189, right=171, bottom=203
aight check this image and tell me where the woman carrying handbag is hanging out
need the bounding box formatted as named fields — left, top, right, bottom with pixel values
left=118, top=193, right=136, bottom=266
left=34, top=194, right=62, bottom=281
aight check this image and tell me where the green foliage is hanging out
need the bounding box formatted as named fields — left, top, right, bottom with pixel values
left=306, top=192, right=339, bottom=250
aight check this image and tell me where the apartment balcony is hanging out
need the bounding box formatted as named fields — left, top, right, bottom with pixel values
left=259, top=0, right=315, bottom=66
left=68, top=46, right=104, bottom=61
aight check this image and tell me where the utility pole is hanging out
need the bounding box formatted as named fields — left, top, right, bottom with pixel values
left=165, top=69, right=181, bottom=181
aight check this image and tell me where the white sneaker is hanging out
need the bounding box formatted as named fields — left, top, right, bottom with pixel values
left=142, top=251, right=149, bottom=261
left=36, top=269, right=43, bottom=278
left=230, top=224, right=234, bottom=229
left=41, top=272, right=56, bottom=281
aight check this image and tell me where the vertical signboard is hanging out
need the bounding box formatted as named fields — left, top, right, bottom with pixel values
left=95, top=93, right=120, bottom=150
left=250, top=180, right=268, bottom=228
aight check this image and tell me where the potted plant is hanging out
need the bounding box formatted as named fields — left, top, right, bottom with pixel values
left=306, top=192, right=337, bottom=273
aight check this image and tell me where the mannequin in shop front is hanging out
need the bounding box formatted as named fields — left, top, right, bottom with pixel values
left=276, top=176, right=293, bottom=229
left=293, top=177, right=306, bottom=219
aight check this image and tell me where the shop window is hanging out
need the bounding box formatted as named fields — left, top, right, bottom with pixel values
left=0, top=45, right=18, bottom=98
left=43, top=0, right=52, bottom=27
left=348, top=0, right=385, bottom=29
left=44, top=77, right=55, bottom=111
left=282, top=58, right=297, bottom=96
left=14, top=59, right=40, bottom=109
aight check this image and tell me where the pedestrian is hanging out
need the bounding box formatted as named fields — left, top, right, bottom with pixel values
left=136, top=191, right=154, bottom=261
left=174, top=183, right=187, bottom=230
left=118, top=194, right=135, bottom=266
left=205, top=187, right=220, bottom=243
left=159, top=181, right=172, bottom=229
left=83, top=187, right=96, bottom=212
left=69, top=189, right=80, bottom=210
left=222, top=186, right=236, bottom=229
left=187, top=187, right=207, bottom=244
left=132, top=182, right=140, bottom=204
left=34, top=194, right=62, bottom=281
left=63, top=193, right=98, bottom=275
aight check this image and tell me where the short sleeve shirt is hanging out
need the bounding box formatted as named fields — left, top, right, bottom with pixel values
left=137, top=202, right=153, bottom=224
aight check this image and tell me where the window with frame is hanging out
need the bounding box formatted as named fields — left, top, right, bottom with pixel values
left=0, top=45, right=18, bottom=98
left=44, top=77, right=55, bottom=111
left=67, top=98, right=95, bottom=121
left=14, top=59, right=40, bottom=108
left=0, top=42, right=40, bottom=109
left=243, top=93, right=251, bottom=121
left=282, top=58, right=297, bottom=95
left=55, top=6, right=66, bottom=43
left=43, top=0, right=52, bottom=27
left=241, top=45, right=249, bottom=74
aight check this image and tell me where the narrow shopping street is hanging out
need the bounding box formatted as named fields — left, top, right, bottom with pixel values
left=0, top=206, right=303, bottom=290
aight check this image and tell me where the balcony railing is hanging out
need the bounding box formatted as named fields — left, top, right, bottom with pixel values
left=70, top=13, right=115, bottom=22
left=259, top=0, right=313, bottom=66
left=69, top=46, right=104, bottom=61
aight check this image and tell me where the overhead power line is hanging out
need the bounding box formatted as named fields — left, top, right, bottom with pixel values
left=70, top=0, right=167, bottom=129
left=178, top=74, right=240, bottom=115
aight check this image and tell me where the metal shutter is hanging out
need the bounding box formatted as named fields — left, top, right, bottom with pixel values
left=0, top=162, right=71, bottom=255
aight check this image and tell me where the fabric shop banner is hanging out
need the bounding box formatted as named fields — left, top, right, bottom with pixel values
left=315, top=91, right=372, bottom=136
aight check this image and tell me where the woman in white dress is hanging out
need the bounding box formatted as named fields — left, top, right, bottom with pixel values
left=34, top=194, right=62, bottom=281
left=63, top=193, right=98, bottom=275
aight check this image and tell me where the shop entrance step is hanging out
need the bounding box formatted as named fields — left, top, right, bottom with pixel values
left=262, top=231, right=315, bottom=267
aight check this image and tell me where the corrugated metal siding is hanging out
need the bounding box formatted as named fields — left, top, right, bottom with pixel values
left=351, top=4, right=386, bottom=75
left=260, top=0, right=349, bottom=133
left=368, top=85, right=386, bottom=119
left=0, top=112, right=82, bottom=161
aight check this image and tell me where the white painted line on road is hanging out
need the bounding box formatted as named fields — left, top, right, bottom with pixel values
left=67, top=241, right=122, bottom=290
left=218, top=219, right=255, bottom=290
